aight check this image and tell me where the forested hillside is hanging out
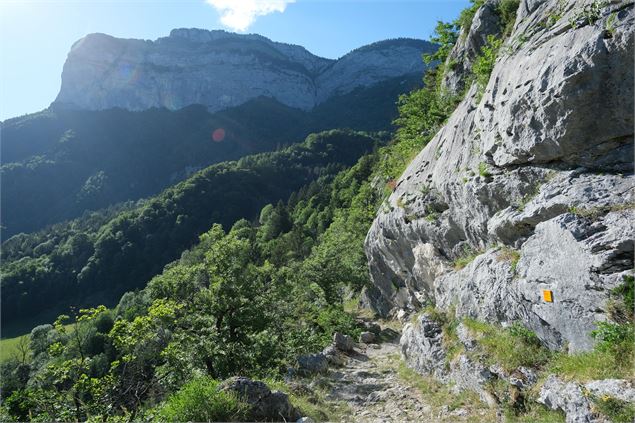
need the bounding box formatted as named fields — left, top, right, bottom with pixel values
left=1, top=73, right=421, bottom=237
left=1, top=130, right=382, bottom=335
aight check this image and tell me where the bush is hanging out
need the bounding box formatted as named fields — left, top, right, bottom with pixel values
left=463, top=319, right=552, bottom=371
left=497, top=0, right=521, bottom=35
left=157, top=377, right=247, bottom=422
left=472, top=35, right=503, bottom=95
left=591, top=322, right=634, bottom=355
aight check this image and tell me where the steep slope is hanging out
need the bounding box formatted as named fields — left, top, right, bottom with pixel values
left=1, top=73, right=421, bottom=237
left=54, top=28, right=435, bottom=112
left=0, top=130, right=381, bottom=335
left=363, top=0, right=634, bottom=419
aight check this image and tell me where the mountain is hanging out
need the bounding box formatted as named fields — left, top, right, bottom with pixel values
left=2, top=74, right=422, bottom=237
left=54, top=28, right=435, bottom=112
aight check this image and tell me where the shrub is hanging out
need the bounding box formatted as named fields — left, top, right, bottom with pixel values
left=591, top=322, right=634, bottom=355
left=157, top=377, right=247, bottom=422
left=592, top=395, right=635, bottom=423
left=463, top=319, right=552, bottom=371
left=472, top=35, right=503, bottom=95
left=497, top=0, right=521, bottom=36
left=478, top=162, right=492, bottom=178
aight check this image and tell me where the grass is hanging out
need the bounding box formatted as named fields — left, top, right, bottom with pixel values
left=569, top=203, right=635, bottom=220
left=462, top=319, right=552, bottom=372
left=453, top=246, right=484, bottom=270
left=477, top=162, right=492, bottom=178
left=497, top=247, right=520, bottom=273
left=501, top=396, right=566, bottom=422
left=591, top=395, right=635, bottom=423
left=394, top=356, right=496, bottom=421
left=0, top=334, right=29, bottom=362
left=547, top=348, right=634, bottom=382
left=1, top=323, right=74, bottom=363
left=264, top=377, right=352, bottom=422
left=343, top=294, right=375, bottom=320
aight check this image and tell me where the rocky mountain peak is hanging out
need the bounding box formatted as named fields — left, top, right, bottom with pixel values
left=54, top=29, right=435, bottom=113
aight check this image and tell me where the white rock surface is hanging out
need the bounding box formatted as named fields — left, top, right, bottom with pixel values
left=364, top=0, right=634, bottom=352
left=55, top=29, right=434, bottom=112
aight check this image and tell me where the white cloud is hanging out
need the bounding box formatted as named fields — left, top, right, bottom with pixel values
left=206, top=0, right=295, bottom=32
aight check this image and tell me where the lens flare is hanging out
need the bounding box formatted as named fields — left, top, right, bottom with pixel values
left=212, top=128, right=226, bottom=142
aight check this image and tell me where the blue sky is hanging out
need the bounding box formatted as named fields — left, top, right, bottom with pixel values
left=0, top=0, right=469, bottom=121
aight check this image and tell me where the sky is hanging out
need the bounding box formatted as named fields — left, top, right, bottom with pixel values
left=0, top=0, right=469, bottom=121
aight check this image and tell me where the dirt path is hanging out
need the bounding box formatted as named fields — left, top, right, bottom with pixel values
left=307, top=328, right=495, bottom=423
left=324, top=340, right=436, bottom=422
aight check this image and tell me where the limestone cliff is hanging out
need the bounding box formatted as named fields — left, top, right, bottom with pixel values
left=364, top=0, right=633, bottom=353
left=54, top=29, right=435, bottom=112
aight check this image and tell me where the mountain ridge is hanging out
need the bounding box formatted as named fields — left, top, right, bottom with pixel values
left=54, top=28, right=435, bottom=112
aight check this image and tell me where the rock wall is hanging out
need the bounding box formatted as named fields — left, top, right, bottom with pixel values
left=364, top=0, right=634, bottom=354
left=54, top=29, right=435, bottom=112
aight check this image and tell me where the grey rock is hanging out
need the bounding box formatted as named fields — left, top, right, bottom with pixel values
left=218, top=376, right=300, bottom=421
left=363, top=0, right=635, bottom=354
left=361, top=1, right=635, bottom=409
left=479, top=1, right=634, bottom=171
left=536, top=374, right=621, bottom=423
left=296, top=353, right=328, bottom=375
left=55, top=29, right=434, bottom=113
left=333, top=332, right=355, bottom=352
left=321, top=345, right=346, bottom=367
left=442, top=0, right=502, bottom=96
left=455, top=322, right=479, bottom=351
left=584, top=379, right=635, bottom=403
left=400, top=313, right=448, bottom=381
left=538, top=376, right=635, bottom=423
left=296, top=418, right=315, bottom=423
left=359, top=331, right=376, bottom=344
left=509, top=367, right=538, bottom=390
left=449, top=355, right=498, bottom=407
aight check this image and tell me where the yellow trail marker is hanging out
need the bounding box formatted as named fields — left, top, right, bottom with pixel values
left=543, top=290, right=553, bottom=303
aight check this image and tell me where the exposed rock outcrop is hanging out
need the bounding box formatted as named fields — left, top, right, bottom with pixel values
left=442, top=0, right=502, bottom=95
left=364, top=0, right=634, bottom=354
left=55, top=29, right=435, bottom=112
left=538, top=376, right=635, bottom=423
left=219, top=376, right=300, bottom=421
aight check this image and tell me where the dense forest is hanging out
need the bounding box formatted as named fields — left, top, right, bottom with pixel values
left=1, top=130, right=383, bottom=335
left=1, top=74, right=421, bottom=237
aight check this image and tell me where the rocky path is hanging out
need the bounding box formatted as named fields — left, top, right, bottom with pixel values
left=305, top=327, right=494, bottom=423
left=324, top=340, right=436, bottom=422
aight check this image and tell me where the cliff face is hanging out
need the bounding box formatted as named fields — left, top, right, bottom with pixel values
left=54, top=29, right=435, bottom=112
left=364, top=0, right=633, bottom=355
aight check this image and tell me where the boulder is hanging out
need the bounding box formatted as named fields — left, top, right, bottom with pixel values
left=400, top=313, right=448, bottom=380
left=539, top=376, right=635, bottom=423
left=296, top=353, right=328, bottom=375
left=322, top=345, right=346, bottom=366
left=333, top=332, right=355, bottom=352
left=538, top=375, right=593, bottom=423
left=218, top=376, right=300, bottom=422
left=361, top=321, right=382, bottom=335
left=359, top=331, right=376, bottom=344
